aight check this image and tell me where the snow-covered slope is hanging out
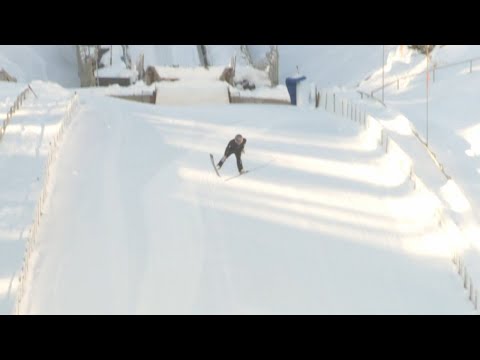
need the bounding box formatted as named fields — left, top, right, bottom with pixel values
left=0, top=46, right=79, bottom=87
left=16, top=92, right=472, bottom=314
left=0, top=81, right=74, bottom=313
left=0, top=46, right=203, bottom=88
left=345, top=45, right=480, bottom=310
left=279, top=45, right=391, bottom=89
left=2, top=45, right=479, bottom=314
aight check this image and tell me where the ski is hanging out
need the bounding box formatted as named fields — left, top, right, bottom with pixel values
left=210, top=154, right=221, bottom=177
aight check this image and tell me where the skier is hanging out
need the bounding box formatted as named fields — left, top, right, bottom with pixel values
left=217, top=134, right=247, bottom=174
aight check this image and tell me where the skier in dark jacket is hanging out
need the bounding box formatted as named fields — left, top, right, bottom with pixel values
left=217, top=134, right=247, bottom=174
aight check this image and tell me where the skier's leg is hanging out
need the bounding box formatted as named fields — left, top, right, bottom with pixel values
left=217, top=151, right=231, bottom=168
left=235, top=152, right=243, bottom=173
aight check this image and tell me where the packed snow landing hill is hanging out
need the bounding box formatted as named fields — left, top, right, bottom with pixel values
left=16, top=91, right=472, bottom=314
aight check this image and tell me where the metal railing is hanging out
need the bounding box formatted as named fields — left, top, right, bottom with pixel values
left=368, top=56, right=480, bottom=97
left=313, top=88, right=479, bottom=313
left=0, top=85, right=36, bottom=142
left=14, top=93, right=79, bottom=315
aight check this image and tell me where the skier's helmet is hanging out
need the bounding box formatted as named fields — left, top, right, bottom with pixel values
left=235, top=134, right=243, bottom=144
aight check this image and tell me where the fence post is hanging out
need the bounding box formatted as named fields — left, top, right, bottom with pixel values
left=469, top=278, right=474, bottom=301
left=14, top=92, right=79, bottom=315
left=325, top=92, right=328, bottom=111
left=28, top=84, right=38, bottom=99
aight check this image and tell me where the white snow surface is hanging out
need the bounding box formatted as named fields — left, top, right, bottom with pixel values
left=1, top=45, right=478, bottom=314
left=15, top=92, right=472, bottom=314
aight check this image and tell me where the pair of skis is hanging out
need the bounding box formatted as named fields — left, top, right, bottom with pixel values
left=210, top=154, right=249, bottom=180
